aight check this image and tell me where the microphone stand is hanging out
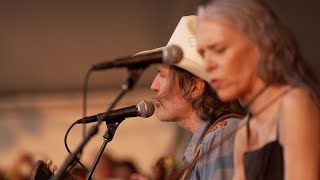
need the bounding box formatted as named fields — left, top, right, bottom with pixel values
left=51, top=67, right=146, bottom=180
left=85, top=120, right=122, bottom=180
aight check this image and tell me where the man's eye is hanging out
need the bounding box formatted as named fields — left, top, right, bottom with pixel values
left=157, top=71, right=165, bottom=77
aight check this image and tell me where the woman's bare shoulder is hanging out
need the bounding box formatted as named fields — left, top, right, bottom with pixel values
left=282, top=86, right=318, bottom=108
left=279, top=86, right=320, bottom=139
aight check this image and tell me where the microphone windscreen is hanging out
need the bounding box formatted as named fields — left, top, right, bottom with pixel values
left=164, top=45, right=183, bottom=65
left=137, top=100, right=155, bottom=118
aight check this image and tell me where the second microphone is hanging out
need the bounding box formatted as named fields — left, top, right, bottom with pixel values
left=76, top=100, right=155, bottom=124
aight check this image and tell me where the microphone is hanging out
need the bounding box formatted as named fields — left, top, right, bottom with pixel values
left=76, top=100, right=155, bottom=124
left=92, top=45, right=183, bottom=70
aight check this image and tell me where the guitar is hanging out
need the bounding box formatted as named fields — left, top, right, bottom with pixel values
left=30, top=160, right=54, bottom=180
left=30, top=160, right=76, bottom=180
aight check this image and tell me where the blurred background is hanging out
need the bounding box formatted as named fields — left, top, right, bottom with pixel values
left=0, top=0, right=319, bottom=179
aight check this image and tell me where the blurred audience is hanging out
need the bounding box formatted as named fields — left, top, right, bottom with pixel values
left=69, top=166, right=87, bottom=180
left=2, top=150, right=144, bottom=180
left=93, top=152, right=115, bottom=180
left=8, top=151, right=34, bottom=180
left=113, top=160, right=139, bottom=180
left=130, top=155, right=178, bottom=180
left=0, top=169, right=6, bottom=180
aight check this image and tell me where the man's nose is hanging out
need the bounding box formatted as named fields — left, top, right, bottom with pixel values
left=150, top=75, right=160, bottom=92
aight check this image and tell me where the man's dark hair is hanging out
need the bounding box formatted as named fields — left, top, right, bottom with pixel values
left=170, top=66, right=246, bottom=121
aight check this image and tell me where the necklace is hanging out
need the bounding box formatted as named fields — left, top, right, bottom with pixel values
left=244, top=86, right=269, bottom=111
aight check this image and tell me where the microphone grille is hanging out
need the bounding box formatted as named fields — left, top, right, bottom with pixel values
left=137, top=100, right=155, bottom=118
left=163, top=45, right=183, bottom=65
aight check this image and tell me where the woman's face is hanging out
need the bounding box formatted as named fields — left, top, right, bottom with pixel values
left=197, top=18, right=261, bottom=102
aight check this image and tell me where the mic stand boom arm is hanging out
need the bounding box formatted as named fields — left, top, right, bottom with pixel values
left=51, top=67, right=146, bottom=180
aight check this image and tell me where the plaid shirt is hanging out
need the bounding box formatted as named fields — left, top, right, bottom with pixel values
left=183, top=118, right=241, bottom=180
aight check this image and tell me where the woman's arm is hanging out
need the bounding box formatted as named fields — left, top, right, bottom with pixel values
left=281, top=88, right=320, bottom=180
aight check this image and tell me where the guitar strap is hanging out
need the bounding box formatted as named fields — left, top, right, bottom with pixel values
left=180, top=113, right=244, bottom=180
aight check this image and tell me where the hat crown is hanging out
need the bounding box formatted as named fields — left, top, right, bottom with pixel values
left=133, top=15, right=206, bottom=81
left=166, top=15, right=206, bottom=81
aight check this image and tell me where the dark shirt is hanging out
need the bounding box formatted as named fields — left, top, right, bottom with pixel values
left=244, top=117, right=284, bottom=180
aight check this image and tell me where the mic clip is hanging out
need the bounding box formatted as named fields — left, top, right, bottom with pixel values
left=122, top=67, right=146, bottom=90
left=104, top=121, right=122, bottom=142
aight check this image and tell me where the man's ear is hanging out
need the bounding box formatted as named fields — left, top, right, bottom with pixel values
left=191, top=78, right=205, bottom=98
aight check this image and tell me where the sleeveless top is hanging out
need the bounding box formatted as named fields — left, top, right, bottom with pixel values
left=244, top=114, right=284, bottom=180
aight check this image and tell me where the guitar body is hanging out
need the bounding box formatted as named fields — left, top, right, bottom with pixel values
left=30, top=160, right=76, bottom=180
left=30, top=160, right=53, bottom=180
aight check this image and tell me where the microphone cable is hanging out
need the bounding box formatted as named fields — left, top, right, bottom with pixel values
left=82, top=68, right=93, bottom=137
left=64, top=121, right=89, bottom=173
left=63, top=68, right=94, bottom=174
left=64, top=116, right=118, bottom=173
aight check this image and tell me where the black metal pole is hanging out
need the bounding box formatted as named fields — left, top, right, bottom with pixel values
left=85, top=122, right=122, bottom=180
left=51, top=67, right=145, bottom=180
